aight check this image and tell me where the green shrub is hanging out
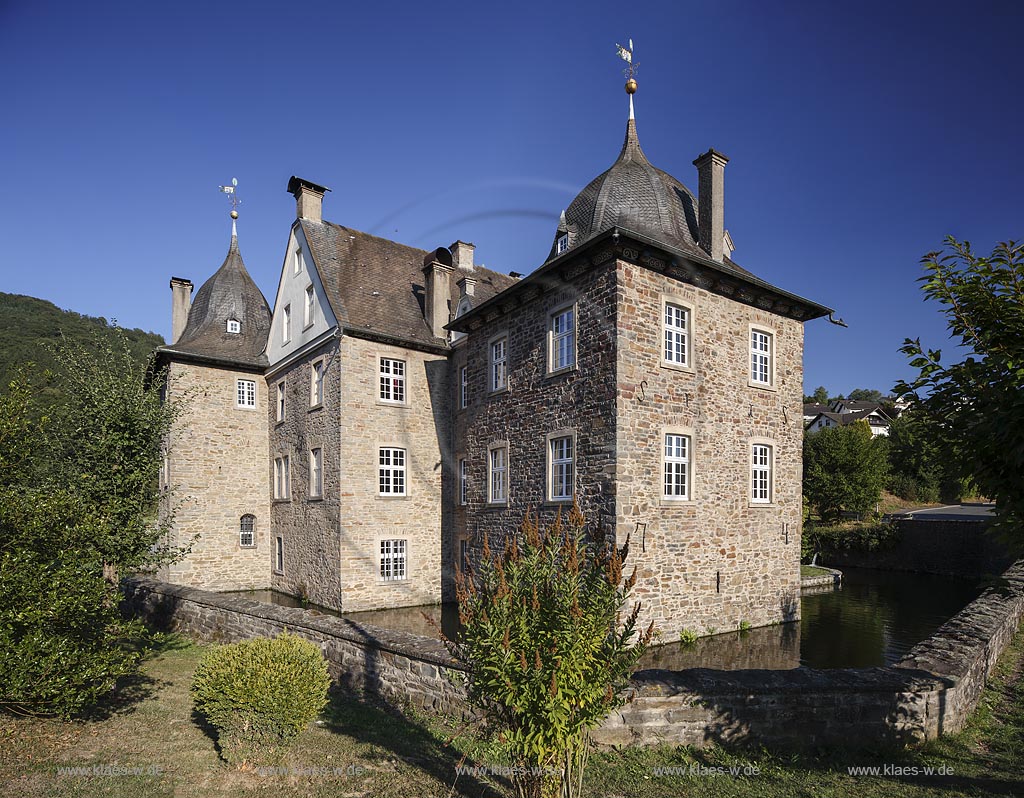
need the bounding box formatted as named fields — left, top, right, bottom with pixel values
left=191, top=633, right=330, bottom=765
left=678, top=628, right=699, bottom=647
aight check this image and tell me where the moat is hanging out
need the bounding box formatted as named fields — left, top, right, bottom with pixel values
left=233, top=567, right=983, bottom=670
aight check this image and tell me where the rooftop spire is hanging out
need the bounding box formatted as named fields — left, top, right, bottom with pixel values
left=616, top=38, right=638, bottom=120
left=218, top=177, right=241, bottom=251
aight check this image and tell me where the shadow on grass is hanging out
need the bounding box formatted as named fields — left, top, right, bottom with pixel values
left=321, top=686, right=506, bottom=798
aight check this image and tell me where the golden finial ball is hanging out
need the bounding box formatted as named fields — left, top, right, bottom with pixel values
left=625, top=78, right=638, bottom=95
left=230, top=210, right=239, bottom=219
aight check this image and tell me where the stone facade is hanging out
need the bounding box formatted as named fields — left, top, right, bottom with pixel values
left=160, top=360, right=269, bottom=590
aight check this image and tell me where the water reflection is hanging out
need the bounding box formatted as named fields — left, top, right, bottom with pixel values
left=230, top=567, right=983, bottom=671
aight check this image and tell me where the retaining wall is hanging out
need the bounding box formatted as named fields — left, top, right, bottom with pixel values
left=123, top=558, right=1024, bottom=749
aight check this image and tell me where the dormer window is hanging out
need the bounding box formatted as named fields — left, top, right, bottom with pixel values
left=226, top=318, right=241, bottom=334
left=556, top=233, right=569, bottom=254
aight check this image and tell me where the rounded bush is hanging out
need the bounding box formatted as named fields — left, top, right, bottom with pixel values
left=190, top=632, right=330, bottom=764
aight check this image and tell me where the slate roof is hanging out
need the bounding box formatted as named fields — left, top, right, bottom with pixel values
left=158, top=234, right=271, bottom=368
left=300, top=220, right=517, bottom=349
left=803, top=403, right=831, bottom=417
left=808, top=409, right=890, bottom=428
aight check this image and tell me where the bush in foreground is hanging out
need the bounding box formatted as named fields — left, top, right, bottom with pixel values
left=190, top=633, right=330, bottom=765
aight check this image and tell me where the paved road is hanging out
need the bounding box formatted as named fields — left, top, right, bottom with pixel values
left=887, top=503, right=997, bottom=522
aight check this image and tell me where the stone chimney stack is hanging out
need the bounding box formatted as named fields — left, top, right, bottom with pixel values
left=169, top=277, right=193, bottom=343
left=450, top=240, right=475, bottom=271
left=692, top=149, right=729, bottom=262
left=456, top=274, right=477, bottom=299
left=422, top=249, right=454, bottom=340
left=287, top=176, right=332, bottom=223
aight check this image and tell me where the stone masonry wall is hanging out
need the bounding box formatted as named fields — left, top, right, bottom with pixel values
left=614, top=257, right=804, bottom=638
left=454, top=258, right=619, bottom=563
left=267, top=338, right=342, bottom=609
left=161, top=361, right=270, bottom=591
left=125, top=558, right=1024, bottom=749
left=337, top=334, right=448, bottom=611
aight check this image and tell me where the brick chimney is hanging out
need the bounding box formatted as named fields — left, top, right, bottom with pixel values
left=450, top=240, right=475, bottom=271
left=422, top=248, right=454, bottom=340
left=287, top=176, right=332, bottom=223
left=169, top=277, right=193, bottom=343
left=692, top=149, right=729, bottom=262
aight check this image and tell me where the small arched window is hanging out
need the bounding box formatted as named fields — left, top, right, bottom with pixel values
left=240, top=514, right=256, bottom=547
left=227, top=318, right=241, bottom=334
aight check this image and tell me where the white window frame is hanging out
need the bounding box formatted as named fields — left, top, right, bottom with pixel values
left=276, top=381, right=285, bottom=423
left=750, top=441, right=774, bottom=504
left=487, top=442, right=509, bottom=505
left=239, top=514, right=256, bottom=548
left=294, top=247, right=304, bottom=275
left=378, top=447, right=407, bottom=496
left=273, top=455, right=291, bottom=500
left=236, top=378, right=256, bottom=409
left=226, top=318, right=241, bottom=334
left=303, top=284, right=316, bottom=328
left=547, top=304, right=577, bottom=374
left=749, top=326, right=775, bottom=389
left=460, top=365, right=468, bottom=409
left=309, top=447, right=323, bottom=498
left=379, top=357, right=406, bottom=404
left=282, top=304, right=291, bottom=344
left=662, top=431, right=692, bottom=501
left=379, top=538, right=407, bottom=582
left=546, top=431, right=575, bottom=503
left=274, top=536, right=284, bottom=573
left=459, top=457, right=468, bottom=506
left=310, top=359, right=325, bottom=407
left=556, top=233, right=569, bottom=254
left=489, top=334, right=508, bottom=393
left=662, top=299, right=693, bottom=370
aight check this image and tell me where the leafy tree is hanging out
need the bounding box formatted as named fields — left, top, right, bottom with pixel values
left=804, top=420, right=889, bottom=523
left=886, top=409, right=943, bottom=503
left=895, top=238, right=1023, bottom=541
left=0, top=332, right=181, bottom=717
left=438, top=506, right=653, bottom=798
left=847, top=388, right=885, bottom=403
left=804, top=386, right=829, bottom=405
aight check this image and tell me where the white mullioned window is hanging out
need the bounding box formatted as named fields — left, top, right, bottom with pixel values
left=226, top=318, right=241, bottom=334
left=488, top=444, right=508, bottom=503
left=236, top=379, right=256, bottom=408
left=550, top=306, right=576, bottom=372
left=663, top=433, right=690, bottom=500
left=239, top=514, right=256, bottom=547
left=294, top=247, right=304, bottom=275
left=548, top=435, right=574, bottom=502
left=490, top=336, right=507, bottom=392
left=556, top=233, right=569, bottom=254
left=460, top=365, right=468, bottom=409
left=750, top=329, right=772, bottom=386
left=311, top=360, right=324, bottom=406
left=459, top=458, right=468, bottom=505
left=751, top=443, right=773, bottom=503
left=310, top=448, right=323, bottom=498
left=274, top=455, right=290, bottom=499
left=282, top=304, right=291, bottom=343
left=380, top=539, right=407, bottom=581
left=379, top=358, right=406, bottom=403
left=379, top=447, right=406, bottom=496
left=276, top=382, right=285, bottom=422
left=304, top=285, right=315, bottom=327
left=664, top=303, right=689, bottom=366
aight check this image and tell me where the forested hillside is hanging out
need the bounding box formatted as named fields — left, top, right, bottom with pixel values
left=0, top=291, right=164, bottom=394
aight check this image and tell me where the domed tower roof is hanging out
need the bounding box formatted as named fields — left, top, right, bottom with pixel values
left=546, top=117, right=704, bottom=262
left=164, top=226, right=271, bottom=368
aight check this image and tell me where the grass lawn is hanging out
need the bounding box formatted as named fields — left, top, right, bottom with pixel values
left=800, top=565, right=835, bottom=578
left=2, top=627, right=1023, bottom=797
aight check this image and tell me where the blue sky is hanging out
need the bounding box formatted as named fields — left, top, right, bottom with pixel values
left=2, top=1, right=1021, bottom=396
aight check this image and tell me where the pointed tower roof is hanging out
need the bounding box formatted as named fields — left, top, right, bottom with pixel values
left=545, top=108, right=706, bottom=264
left=160, top=224, right=271, bottom=368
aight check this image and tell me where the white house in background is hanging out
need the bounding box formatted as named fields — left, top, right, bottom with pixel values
left=805, top=399, right=893, bottom=437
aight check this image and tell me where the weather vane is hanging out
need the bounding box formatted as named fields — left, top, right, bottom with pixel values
left=615, top=39, right=638, bottom=87
left=218, top=177, right=240, bottom=219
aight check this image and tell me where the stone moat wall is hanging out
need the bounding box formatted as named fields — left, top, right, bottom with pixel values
left=124, top=558, right=1024, bottom=748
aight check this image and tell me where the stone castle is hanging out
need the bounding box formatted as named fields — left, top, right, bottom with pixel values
left=157, top=92, right=831, bottom=637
